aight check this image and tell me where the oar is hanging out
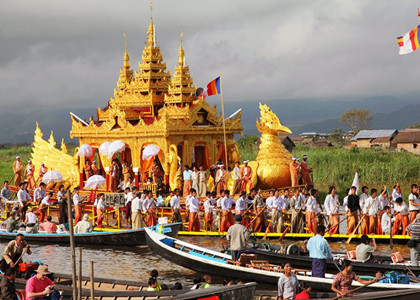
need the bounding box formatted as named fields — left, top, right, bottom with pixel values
left=329, top=276, right=385, bottom=300
left=13, top=248, right=27, bottom=266
left=327, top=214, right=348, bottom=236
left=247, top=204, right=268, bottom=228
left=389, top=218, right=394, bottom=250
left=346, top=199, right=376, bottom=244
left=279, top=196, right=309, bottom=241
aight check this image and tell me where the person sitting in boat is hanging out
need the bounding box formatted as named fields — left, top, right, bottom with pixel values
left=277, top=262, right=298, bottom=300
left=295, top=281, right=311, bottom=300
left=226, top=214, right=250, bottom=261
left=40, top=216, right=57, bottom=234
left=6, top=212, right=20, bottom=233
left=25, top=207, right=38, bottom=233
left=201, top=275, right=212, bottom=289
left=0, top=267, right=17, bottom=300
left=73, top=214, right=93, bottom=233
left=149, top=269, right=165, bottom=291
left=190, top=276, right=202, bottom=290
left=26, top=265, right=60, bottom=300
left=355, top=235, right=377, bottom=263
left=147, top=277, right=158, bottom=291
left=1, top=234, right=31, bottom=272
left=381, top=206, right=392, bottom=235
left=331, top=259, right=377, bottom=297
left=306, top=225, right=332, bottom=278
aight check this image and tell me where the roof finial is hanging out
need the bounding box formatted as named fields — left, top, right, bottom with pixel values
left=123, top=32, right=127, bottom=51
left=178, top=31, right=185, bottom=66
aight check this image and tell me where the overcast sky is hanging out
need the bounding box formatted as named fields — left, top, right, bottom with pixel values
left=1, top=0, right=420, bottom=110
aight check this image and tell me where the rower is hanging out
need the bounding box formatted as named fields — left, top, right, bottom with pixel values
left=226, top=214, right=250, bottom=261
left=1, top=234, right=32, bottom=272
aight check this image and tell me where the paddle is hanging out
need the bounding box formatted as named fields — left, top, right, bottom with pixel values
left=329, top=276, right=386, bottom=300
left=346, top=199, right=376, bottom=244
left=13, top=247, right=27, bottom=267
left=327, top=214, right=348, bottom=235
left=389, top=217, right=394, bottom=250
left=248, top=204, right=268, bottom=228
left=325, top=198, right=339, bottom=233
left=279, top=196, right=309, bottom=241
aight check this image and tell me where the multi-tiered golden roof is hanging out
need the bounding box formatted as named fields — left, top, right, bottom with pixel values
left=61, top=16, right=242, bottom=190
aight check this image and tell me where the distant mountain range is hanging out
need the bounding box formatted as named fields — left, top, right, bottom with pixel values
left=0, top=95, right=418, bottom=144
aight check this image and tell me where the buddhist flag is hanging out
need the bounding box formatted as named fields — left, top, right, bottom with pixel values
left=397, top=25, right=420, bottom=55
left=206, top=77, right=221, bottom=96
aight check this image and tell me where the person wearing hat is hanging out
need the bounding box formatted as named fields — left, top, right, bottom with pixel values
left=1, top=234, right=31, bottom=271
left=300, top=155, right=313, bottom=186
left=26, top=265, right=59, bottom=300
left=74, top=214, right=93, bottom=233
left=239, top=161, right=252, bottom=193
left=25, top=160, right=36, bottom=191
left=215, top=165, right=227, bottom=197
left=13, top=156, right=23, bottom=187
left=226, top=214, right=250, bottom=260
left=407, top=213, right=420, bottom=266
left=38, top=163, right=48, bottom=182
left=289, top=158, right=300, bottom=187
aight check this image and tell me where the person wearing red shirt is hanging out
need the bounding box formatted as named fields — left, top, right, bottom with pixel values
left=26, top=265, right=60, bottom=300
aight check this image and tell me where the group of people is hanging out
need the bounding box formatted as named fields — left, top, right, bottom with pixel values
left=12, top=156, right=48, bottom=189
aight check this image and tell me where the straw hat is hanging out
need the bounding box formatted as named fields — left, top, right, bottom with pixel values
left=36, top=265, right=51, bottom=275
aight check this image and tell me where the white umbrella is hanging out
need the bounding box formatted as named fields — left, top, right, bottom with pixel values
left=85, top=175, right=106, bottom=189
left=77, top=144, right=93, bottom=157
left=142, top=144, right=160, bottom=161
left=99, top=142, right=111, bottom=156
left=42, top=170, right=63, bottom=184
left=350, top=171, right=359, bottom=195
left=107, top=140, right=126, bottom=159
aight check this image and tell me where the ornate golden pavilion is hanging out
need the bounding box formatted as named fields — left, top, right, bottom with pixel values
left=66, top=17, right=242, bottom=190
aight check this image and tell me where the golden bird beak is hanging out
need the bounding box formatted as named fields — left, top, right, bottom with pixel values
left=278, top=124, right=292, bottom=134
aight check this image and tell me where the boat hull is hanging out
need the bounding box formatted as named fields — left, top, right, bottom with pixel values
left=0, top=222, right=182, bottom=246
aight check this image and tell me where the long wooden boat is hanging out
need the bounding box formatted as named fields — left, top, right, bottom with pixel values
left=0, top=222, right=181, bottom=246
left=178, top=230, right=411, bottom=244
left=145, top=228, right=420, bottom=292
left=15, top=272, right=257, bottom=300
left=251, top=247, right=420, bottom=276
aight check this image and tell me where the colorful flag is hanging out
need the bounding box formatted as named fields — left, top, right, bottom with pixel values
left=397, top=25, right=420, bottom=55
left=206, top=76, right=221, bottom=96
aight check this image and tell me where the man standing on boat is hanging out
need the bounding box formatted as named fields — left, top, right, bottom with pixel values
left=253, top=188, right=265, bottom=233
left=226, top=214, right=250, bottom=261
left=188, top=189, right=200, bottom=231
left=57, top=185, right=68, bottom=225
left=33, top=183, right=46, bottom=205
left=346, top=186, right=360, bottom=234
left=170, top=189, right=182, bottom=224
left=38, top=162, right=48, bottom=182
left=289, top=158, right=299, bottom=187
left=240, top=161, right=252, bottom=193
left=306, top=225, right=332, bottom=278
left=408, top=184, right=420, bottom=223
left=232, top=161, right=241, bottom=195
left=131, top=192, right=143, bottom=229
left=300, top=155, right=313, bottom=186
left=96, top=193, right=107, bottom=228
left=198, top=165, right=207, bottom=197
left=215, top=165, right=227, bottom=197
left=220, top=190, right=235, bottom=232
left=25, top=160, right=35, bottom=191
left=182, top=165, right=193, bottom=198
left=17, top=183, right=31, bottom=219
left=12, top=156, right=23, bottom=187
left=73, top=187, right=83, bottom=225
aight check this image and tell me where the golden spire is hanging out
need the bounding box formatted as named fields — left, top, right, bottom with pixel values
left=178, top=31, right=185, bottom=66
left=147, top=1, right=155, bottom=47
left=123, top=32, right=130, bottom=70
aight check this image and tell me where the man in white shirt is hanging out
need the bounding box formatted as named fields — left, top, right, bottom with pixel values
left=38, top=191, right=53, bottom=223
left=324, top=186, right=340, bottom=234
left=188, top=189, right=200, bottom=231
left=198, top=165, right=207, bottom=198
left=270, top=190, right=283, bottom=233
left=131, top=192, right=143, bottom=229
left=359, top=186, right=369, bottom=214
left=377, top=188, right=389, bottom=235
left=73, top=187, right=83, bottom=225
left=305, top=189, right=319, bottom=234
left=33, top=183, right=46, bottom=205
left=170, top=189, right=182, bottom=223
left=203, top=191, right=214, bottom=231
left=235, top=191, right=247, bottom=215
left=96, top=193, right=107, bottom=228
left=124, top=187, right=135, bottom=227
left=381, top=205, right=392, bottom=235
left=392, top=183, right=402, bottom=202
left=408, top=184, right=420, bottom=223
left=17, top=183, right=31, bottom=219
left=392, top=197, right=409, bottom=235
left=290, top=188, right=305, bottom=233
left=221, top=190, right=235, bottom=232
left=363, top=189, right=378, bottom=235
left=232, top=161, right=241, bottom=195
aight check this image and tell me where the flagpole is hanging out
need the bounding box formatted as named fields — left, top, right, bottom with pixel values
left=219, top=73, right=229, bottom=167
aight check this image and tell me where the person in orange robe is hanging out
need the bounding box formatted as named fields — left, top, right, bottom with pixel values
left=91, top=160, right=98, bottom=175
left=188, top=189, right=201, bottom=232
left=13, top=156, right=23, bottom=187
left=392, top=197, right=409, bottom=235
left=84, top=160, right=93, bottom=179
left=289, top=158, right=300, bottom=187
left=122, top=160, right=131, bottom=186
left=25, top=160, right=36, bottom=190
left=240, top=161, right=252, bottom=193
left=73, top=187, right=83, bottom=225
left=215, top=165, right=227, bottom=196
left=109, top=160, right=118, bottom=192
left=39, top=162, right=48, bottom=181
left=300, top=155, right=313, bottom=186
left=145, top=190, right=157, bottom=227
